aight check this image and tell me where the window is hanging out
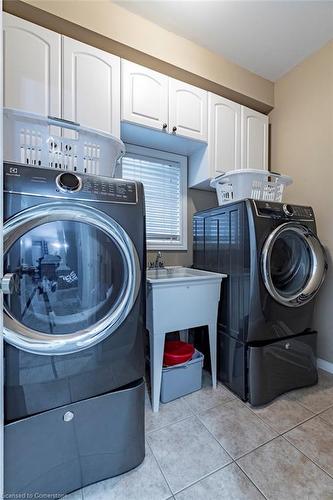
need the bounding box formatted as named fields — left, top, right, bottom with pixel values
left=122, top=144, right=187, bottom=250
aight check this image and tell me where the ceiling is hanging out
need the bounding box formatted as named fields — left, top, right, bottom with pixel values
left=113, top=0, right=333, bottom=81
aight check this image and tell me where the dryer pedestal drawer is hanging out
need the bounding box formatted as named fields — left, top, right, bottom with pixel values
left=5, top=379, right=145, bottom=497
left=248, top=333, right=317, bottom=406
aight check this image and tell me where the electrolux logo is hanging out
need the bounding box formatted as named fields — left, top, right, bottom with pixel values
left=6, top=166, right=20, bottom=177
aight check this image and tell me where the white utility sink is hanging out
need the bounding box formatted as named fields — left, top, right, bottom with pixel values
left=147, top=266, right=224, bottom=283
left=146, top=266, right=227, bottom=412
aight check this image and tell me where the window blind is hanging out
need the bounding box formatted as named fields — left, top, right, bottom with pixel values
left=122, top=154, right=183, bottom=244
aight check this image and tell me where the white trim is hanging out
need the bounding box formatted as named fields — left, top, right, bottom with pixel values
left=317, top=358, right=333, bottom=374
left=123, top=143, right=188, bottom=251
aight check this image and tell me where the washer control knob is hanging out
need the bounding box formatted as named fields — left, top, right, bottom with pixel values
left=56, top=172, right=82, bottom=192
left=283, top=204, right=294, bottom=217
left=63, top=411, right=74, bottom=422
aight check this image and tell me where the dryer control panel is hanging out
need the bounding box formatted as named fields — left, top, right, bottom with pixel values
left=4, top=162, right=138, bottom=204
left=254, top=200, right=314, bottom=220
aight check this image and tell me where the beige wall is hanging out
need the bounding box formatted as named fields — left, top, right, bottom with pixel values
left=270, top=40, right=333, bottom=363
left=148, top=188, right=217, bottom=268
left=19, top=0, right=274, bottom=108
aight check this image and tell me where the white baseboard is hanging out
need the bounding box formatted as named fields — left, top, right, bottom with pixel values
left=317, top=358, right=333, bottom=374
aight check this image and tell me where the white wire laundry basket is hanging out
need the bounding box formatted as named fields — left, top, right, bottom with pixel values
left=210, top=169, right=293, bottom=205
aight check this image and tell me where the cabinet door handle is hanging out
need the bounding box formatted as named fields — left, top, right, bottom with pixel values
left=172, top=126, right=177, bottom=132
left=162, top=123, right=167, bottom=129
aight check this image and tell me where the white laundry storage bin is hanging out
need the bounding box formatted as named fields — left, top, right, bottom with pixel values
left=210, top=169, right=292, bottom=205
left=160, top=350, right=204, bottom=403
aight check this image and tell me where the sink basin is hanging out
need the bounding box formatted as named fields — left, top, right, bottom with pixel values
left=147, top=266, right=226, bottom=283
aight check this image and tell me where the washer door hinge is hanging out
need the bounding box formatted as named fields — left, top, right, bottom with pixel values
left=0, top=273, right=19, bottom=295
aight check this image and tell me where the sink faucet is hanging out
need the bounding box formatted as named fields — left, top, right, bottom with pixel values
left=149, top=251, right=164, bottom=269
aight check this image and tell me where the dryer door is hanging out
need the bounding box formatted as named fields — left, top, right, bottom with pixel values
left=3, top=202, right=141, bottom=354
left=261, top=222, right=327, bottom=307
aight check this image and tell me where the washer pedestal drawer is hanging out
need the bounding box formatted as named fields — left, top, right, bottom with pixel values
left=5, top=379, right=145, bottom=497
left=248, top=332, right=317, bottom=406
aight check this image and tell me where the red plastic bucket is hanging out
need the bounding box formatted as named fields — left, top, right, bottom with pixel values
left=163, top=340, right=195, bottom=367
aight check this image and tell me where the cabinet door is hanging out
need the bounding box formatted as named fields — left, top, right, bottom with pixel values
left=63, top=37, right=120, bottom=137
left=169, top=79, right=208, bottom=141
left=209, top=93, right=241, bottom=175
left=3, top=13, right=61, bottom=117
left=241, top=106, right=268, bottom=170
left=121, top=60, right=168, bottom=131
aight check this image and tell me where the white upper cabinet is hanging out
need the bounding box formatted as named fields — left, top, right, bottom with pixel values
left=168, top=79, right=208, bottom=141
left=3, top=13, right=61, bottom=117
left=189, top=94, right=269, bottom=189
left=241, top=106, right=268, bottom=170
left=3, top=16, right=120, bottom=137
left=121, top=60, right=168, bottom=131
left=63, top=37, right=120, bottom=137
left=209, top=94, right=241, bottom=175
left=121, top=61, right=207, bottom=142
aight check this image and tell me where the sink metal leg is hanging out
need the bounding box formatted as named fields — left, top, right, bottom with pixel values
left=208, top=322, right=217, bottom=389
left=179, top=329, right=189, bottom=343
left=149, top=330, right=165, bottom=412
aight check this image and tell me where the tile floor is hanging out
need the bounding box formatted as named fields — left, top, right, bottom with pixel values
left=67, top=369, right=333, bottom=500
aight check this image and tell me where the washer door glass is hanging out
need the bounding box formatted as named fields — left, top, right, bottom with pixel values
left=4, top=203, right=141, bottom=354
left=262, top=223, right=327, bottom=307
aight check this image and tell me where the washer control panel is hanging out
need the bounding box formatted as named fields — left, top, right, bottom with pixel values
left=80, top=176, right=137, bottom=203
left=254, top=200, right=314, bottom=220
left=4, top=162, right=138, bottom=204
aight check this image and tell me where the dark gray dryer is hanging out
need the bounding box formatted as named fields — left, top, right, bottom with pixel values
left=193, top=199, right=327, bottom=406
left=3, top=163, right=146, bottom=496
